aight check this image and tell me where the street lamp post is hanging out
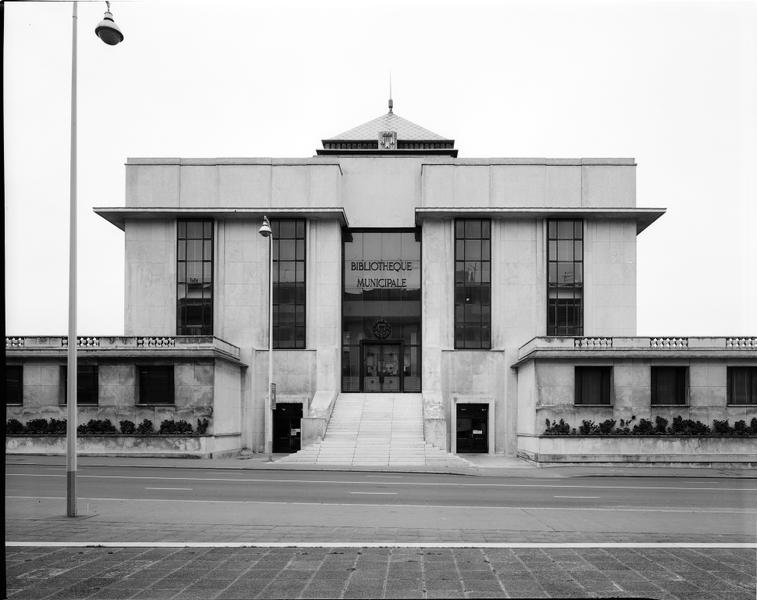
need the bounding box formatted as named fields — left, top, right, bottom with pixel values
left=66, top=0, right=124, bottom=518
left=258, top=216, right=274, bottom=461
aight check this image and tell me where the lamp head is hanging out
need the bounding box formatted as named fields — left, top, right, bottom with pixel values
left=95, top=7, right=124, bottom=46
left=258, top=216, right=272, bottom=238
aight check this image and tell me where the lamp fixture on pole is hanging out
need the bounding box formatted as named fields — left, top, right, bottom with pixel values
left=67, top=0, right=124, bottom=518
left=258, top=216, right=274, bottom=461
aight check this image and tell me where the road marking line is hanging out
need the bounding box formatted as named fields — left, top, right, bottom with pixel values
left=6, top=473, right=754, bottom=493
left=144, top=487, right=193, bottom=491
left=554, top=496, right=600, bottom=499
left=6, top=541, right=757, bottom=549
left=350, top=492, right=398, bottom=495
left=7, top=496, right=757, bottom=514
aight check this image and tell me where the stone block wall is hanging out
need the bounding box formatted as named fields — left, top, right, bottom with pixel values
left=524, top=358, right=757, bottom=436
left=6, top=359, right=220, bottom=431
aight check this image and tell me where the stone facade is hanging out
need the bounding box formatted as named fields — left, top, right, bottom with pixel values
left=7, top=108, right=757, bottom=461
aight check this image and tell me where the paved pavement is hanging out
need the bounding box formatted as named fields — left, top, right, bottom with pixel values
left=8, top=453, right=757, bottom=478
left=6, top=546, right=756, bottom=599
left=6, top=456, right=757, bottom=599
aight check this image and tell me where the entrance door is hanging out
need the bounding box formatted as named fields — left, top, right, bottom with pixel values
left=361, top=342, right=402, bottom=392
left=272, top=403, right=303, bottom=453
left=456, top=403, right=489, bottom=453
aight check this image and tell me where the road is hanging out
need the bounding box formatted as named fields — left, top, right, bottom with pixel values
left=6, top=462, right=757, bottom=544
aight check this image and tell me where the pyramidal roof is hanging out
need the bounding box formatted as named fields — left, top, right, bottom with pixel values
left=317, top=100, right=457, bottom=157
left=326, top=111, right=449, bottom=142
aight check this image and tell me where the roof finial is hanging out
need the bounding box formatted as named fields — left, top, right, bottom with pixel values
left=388, top=73, right=393, bottom=114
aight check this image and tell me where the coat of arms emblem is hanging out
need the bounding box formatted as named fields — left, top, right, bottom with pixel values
left=372, top=319, right=392, bottom=340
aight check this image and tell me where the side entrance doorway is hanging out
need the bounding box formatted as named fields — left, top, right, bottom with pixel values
left=456, top=403, right=489, bottom=453
left=272, top=403, right=302, bottom=453
left=361, top=341, right=403, bottom=392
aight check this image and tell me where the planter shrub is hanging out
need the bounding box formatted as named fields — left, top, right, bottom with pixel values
left=6, top=417, right=213, bottom=436
left=159, top=419, right=193, bottom=434
left=77, top=419, right=117, bottom=435
left=6, top=419, right=25, bottom=434
left=136, top=419, right=154, bottom=434
left=119, top=420, right=136, bottom=434
left=26, top=419, right=50, bottom=434
left=544, top=418, right=570, bottom=434
left=542, top=415, right=757, bottom=436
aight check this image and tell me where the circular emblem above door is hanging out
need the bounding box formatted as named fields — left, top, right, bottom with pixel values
left=372, top=319, right=392, bottom=340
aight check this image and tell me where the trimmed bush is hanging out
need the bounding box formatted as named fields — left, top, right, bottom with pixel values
left=26, top=419, right=49, bottom=434
left=633, top=418, right=655, bottom=435
left=543, top=414, right=756, bottom=436
left=6, top=416, right=210, bottom=436
left=47, top=418, right=67, bottom=434
left=159, top=419, right=193, bottom=434
left=136, top=419, right=154, bottom=434
left=598, top=419, right=616, bottom=435
left=544, top=418, right=570, bottom=435
left=655, top=416, right=668, bottom=434
left=77, top=419, right=118, bottom=435
left=119, top=420, right=136, bottom=434
left=670, top=416, right=710, bottom=435
left=6, top=419, right=25, bottom=434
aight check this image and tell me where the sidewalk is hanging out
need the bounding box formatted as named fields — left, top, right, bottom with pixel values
left=7, top=545, right=756, bottom=599
left=7, top=452, right=757, bottom=478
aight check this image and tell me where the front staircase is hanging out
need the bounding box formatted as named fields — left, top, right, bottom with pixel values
left=276, top=393, right=474, bottom=469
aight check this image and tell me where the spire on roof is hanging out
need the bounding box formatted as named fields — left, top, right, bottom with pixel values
left=388, top=73, right=393, bottom=114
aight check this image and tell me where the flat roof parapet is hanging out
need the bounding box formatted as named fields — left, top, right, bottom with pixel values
left=513, top=336, right=757, bottom=368
left=5, top=335, right=245, bottom=365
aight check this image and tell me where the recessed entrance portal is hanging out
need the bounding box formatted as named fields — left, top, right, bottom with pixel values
left=361, top=342, right=403, bottom=392
left=272, top=403, right=302, bottom=453
left=456, top=403, right=489, bottom=453
left=342, top=230, right=421, bottom=393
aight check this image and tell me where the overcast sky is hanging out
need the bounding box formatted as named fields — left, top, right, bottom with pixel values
left=5, top=0, right=756, bottom=337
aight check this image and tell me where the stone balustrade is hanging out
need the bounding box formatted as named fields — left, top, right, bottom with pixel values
left=649, top=337, right=688, bottom=349
left=573, top=337, right=613, bottom=349
left=5, top=335, right=241, bottom=361
left=726, top=337, right=757, bottom=349
left=517, top=335, right=757, bottom=363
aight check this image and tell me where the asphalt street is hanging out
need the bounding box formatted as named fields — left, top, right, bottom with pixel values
left=6, top=463, right=757, bottom=544
left=6, top=463, right=757, bottom=509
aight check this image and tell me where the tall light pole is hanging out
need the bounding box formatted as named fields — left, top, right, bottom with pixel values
left=67, top=0, right=124, bottom=518
left=258, top=216, right=274, bottom=461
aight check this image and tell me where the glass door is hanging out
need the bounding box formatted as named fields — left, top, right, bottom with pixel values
left=362, top=342, right=402, bottom=392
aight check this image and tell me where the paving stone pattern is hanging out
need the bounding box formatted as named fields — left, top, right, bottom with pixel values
left=6, top=519, right=753, bottom=545
left=5, top=547, right=756, bottom=599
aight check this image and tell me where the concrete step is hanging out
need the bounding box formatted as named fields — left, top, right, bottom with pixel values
left=276, top=393, right=472, bottom=468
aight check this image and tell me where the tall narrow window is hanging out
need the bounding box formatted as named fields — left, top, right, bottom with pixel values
left=547, top=219, right=583, bottom=336
left=273, top=219, right=306, bottom=348
left=177, top=220, right=213, bottom=335
left=454, top=219, right=491, bottom=349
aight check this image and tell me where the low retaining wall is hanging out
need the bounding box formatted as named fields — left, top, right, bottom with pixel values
left=6, top=434, right=242, bottom=458
left=517, top=434, right=757, bottom=464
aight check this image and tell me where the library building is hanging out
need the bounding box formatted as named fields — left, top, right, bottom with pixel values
left=6, top=100, right=757, bottom=465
